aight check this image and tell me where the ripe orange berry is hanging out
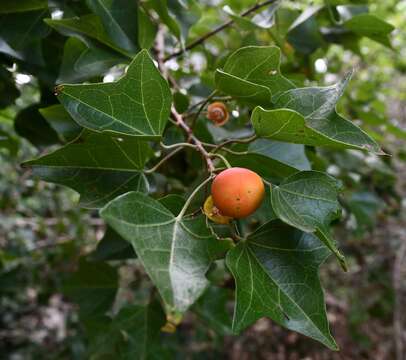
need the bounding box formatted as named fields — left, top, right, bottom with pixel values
left=207, top=102, right=229, bottom=126
left=211, top=167, right=265, bottom=219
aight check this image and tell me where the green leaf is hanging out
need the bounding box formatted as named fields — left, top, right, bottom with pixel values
left=193, top=286, right=233, bottom=336
left=226, top=220, right=338, bottom=350
left=23, top=130, right=151, bottom=208
left=0, top=9, right=50, bottom=65
left=0, top=66, right=20, bottom=109
left=14, top=105, right=60, bottom=148
left=138, top=7, right=157, bottom=49
left=215, top=46, right=295, bottom=106
left=343, top=14, right=394, bottom=47
left=0, top=0, right=47, bottom=13
left=57, top=49, right=172, bottom=139
left=44, top=14, right=132, bottom=58
left=148, top=0, right=181, bottom=40
left=0, top=129, right=18, bottom=156
left=87, top=301, right=169, bottom=359
left=100, top=191, right=231, bottom=314
left=252, top=73, right=382, bottom=154
left=63, top=258, right=118, bottom=318
left=90, top=226, right=136, bottom=261
left=39, top=104, right=82, bottom=142
left=270, top=171, right=347, bottom=270
left=57, top=37, right=126, bottom=83
left=86, top=0, right=139, bottom=54
left=226, top=139, right=309, bottom=182
left=287, top=5, right=324, bottom=54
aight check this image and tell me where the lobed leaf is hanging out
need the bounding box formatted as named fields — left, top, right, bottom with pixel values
left=226, top=220, right=338, bottom=350
left=57, top=49, right=172, bottom=139
left=270, top=171, right=347, bottom=270
left=22, top=130, right=151, bottom=208
left=100, top=191, right=231, bottom=314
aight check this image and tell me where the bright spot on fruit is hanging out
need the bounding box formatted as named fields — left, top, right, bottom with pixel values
left=16, top=74, right=31, bottom=84
left=315, top=58, right=327, bottom=73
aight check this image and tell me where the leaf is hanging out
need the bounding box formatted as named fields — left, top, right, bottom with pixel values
left=44, top=14, right=132, bottom=58
left=252, top=73, right=383, bottom=154
left=87, top=301, right=169, bottom=359
left=215, top=46, right=295, bottom=106
left=148, top=0, right=181, bottom=40
left=226, top=139, right=309, bottom=182
left=0, top=66, right=20, bottom=109
left=86, top=0, right=139, bottom=54
left=0, top=9, right=50, bottom=65
left=14, top=105, right=60, bottom=148
left=90, top=226, right=136, bottom=261
left=193, top=286, right=233, bottom=336
left=57, top=37, right=126, bottom=84
left=57, top=49, right=172, bottom=139
left=0, top=129, right=19, bottom=156
left=39, top=104, right=82, bottom=142
left=270, top=171, right=347, bottom=270
left=63, top=258, right=118, bottom=318
left=287, top=5, right=324, bottom=54
left=138, top=7, right=158, bottom=49
left=22, top=130, right=151, bottom=208
left=0, top=0, right=47, bottom=13
left=343, top=14, right=394, bottom=47
left=100, top=191, right=231, bottom=314
left=226, top=220, right=338, bottom=350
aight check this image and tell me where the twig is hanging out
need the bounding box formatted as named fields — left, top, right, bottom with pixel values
left=209, top=153, right=231, bottom=168
left=164, top=0, right=279, bottom=61
left=171, top=107, right=216, bottom=172
left=144, top=147, right=183, bottom=174
left=160, top=142, right=197, bottom=150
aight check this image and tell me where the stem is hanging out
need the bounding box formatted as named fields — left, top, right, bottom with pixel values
left=212, top=135, right=258, bottom=153
left=209, top=153, right=231, bottom=168
left=160, top=142, right=197, bottom=150
left=164, top=0, right=280, bottom=61
left=190, top=90, right=218, bottom=129
left=177, top=176, right=214, bottom=219
left=171, top=107, right=216, bottom=172
left=144, top=147, right=183, bottom=174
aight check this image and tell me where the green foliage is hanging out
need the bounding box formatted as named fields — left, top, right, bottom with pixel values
left=0, top=0, right=404, bottom=358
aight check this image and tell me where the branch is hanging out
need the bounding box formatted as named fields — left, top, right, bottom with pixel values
left=164, top=0, right=279, bottom=61
left=171, top=107, right=216, bottom=172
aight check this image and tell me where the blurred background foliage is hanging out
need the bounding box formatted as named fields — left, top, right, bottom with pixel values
left=0, top=0, right=405, bottom=359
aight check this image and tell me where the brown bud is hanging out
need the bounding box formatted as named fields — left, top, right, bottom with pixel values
left=207, top=101, right=229, bottom=126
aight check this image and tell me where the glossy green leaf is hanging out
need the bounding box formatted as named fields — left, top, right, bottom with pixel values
left=14, top=105, right=60, bottom=148
left=101, top=191, right=231, bottom=314
left=226, top=139, right=309, bottom=182
left=90, top=226, right=136, bottom=261
left=63, top=258, right=118, bottom=317
left=57, top=49, right=172, bottom=139
left=226, top=220, right=337, bottom=350
left=343, top=14, right=394, bottom=47
left=0, top=66, right=20, bottom=109
left=138, top=7, right=157, bottom=49
left=22, top=130, right=151, bottom=208
left=287, top=6, right=324, bottom=54
left=39, top=104, right=82, bottom=142
left=148, top=0, right=181, bottom=40
left=271, top=171, right=346, bottom=270
left=44, top=15, right=132, bottom=58
left=0, top=9, right=50, bottom=65
left=0, top=0, right=47, bottom=13
left=252, top=73, right=382, bottom=154
left=86, top=0, right=139, bottom=54
left=57, top=37, right=126, bottom=83
left=215, top=46, right=295, bottom=106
